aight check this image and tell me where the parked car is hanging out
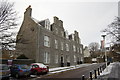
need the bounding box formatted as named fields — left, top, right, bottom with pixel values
left=0, top=64, right=10, bottom=80
left=10, top=64, right=31, bottom=78
left=30, top=63, right=49, bottom=75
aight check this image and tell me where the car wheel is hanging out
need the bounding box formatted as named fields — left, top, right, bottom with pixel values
left=33, top=70, right=38, bottom=75
left=27, top=74, right=30, bottom=77
left=15, top=74, right=19, bottom=78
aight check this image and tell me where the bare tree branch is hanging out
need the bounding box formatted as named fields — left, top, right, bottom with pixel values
left=102, top=17, right=120, bottom=43
left=0, top=0, right=18, bottom=50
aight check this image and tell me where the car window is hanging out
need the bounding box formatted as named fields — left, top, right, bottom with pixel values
left=20, top=65, right=29, bottom=69
left=39, top=64, right=46, bottom=68
left=32, top=65, right=39, bottom=68
left=1, top=65, right=9, bottom=70
left=13, top=66, right=18, bottom=69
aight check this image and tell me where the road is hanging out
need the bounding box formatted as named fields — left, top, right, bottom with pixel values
left=37, top=63, right=104, bottom=79
left=10, top=63, right=105, bottom=80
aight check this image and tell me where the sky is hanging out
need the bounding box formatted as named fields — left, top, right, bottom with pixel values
left=9, top=0, right=119, bottom=47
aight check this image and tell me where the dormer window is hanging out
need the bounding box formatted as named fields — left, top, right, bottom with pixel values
left=45, top=19, right=51, bottom=30
left=55, top=27, right=58, bottom=34
left=39, top=19, right=51, bottom=30
left=65, top=30, right=69, bottom=39
left=61, top=31, right=64, bottom=37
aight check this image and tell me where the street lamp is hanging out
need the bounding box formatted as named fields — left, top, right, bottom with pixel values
left=101, top=35, right=107, bottom=67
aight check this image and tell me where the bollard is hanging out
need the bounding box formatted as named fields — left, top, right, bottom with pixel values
left=90, top=71, right=92, bottom=80
left=100, top=66, right=102, bottom=73
left=105, top=64, right=106, bottom=68
left=94, top=70, right=97, bottom=79
left=98, top=68, right=100, bottom=75
left=104, top=64, right=106, bottom=70
left=82, top=75, right=85, bottom=80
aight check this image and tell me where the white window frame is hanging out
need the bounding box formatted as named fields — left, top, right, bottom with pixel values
left=45, top=19, right=51, bottom=30
left=72, top=34, right=75, bottom=41
left=44, top=36, right=50, bottom=47
left=77, top=47, right=79, bottom=53
left=55, top=28, right=58, bottom=34
left=55, top=39, right=58, bottom=49
left=55, top=53, right=58, bottom=63
left=44, top=52, right=50, bottom=63
left=65, top=30, right=69, bottom=39
left=74, top=55, right=77, bottom=62
left=66, top=55, right=70, bottom=62
left=61, top=42, right=64, bottom=50
left=80, top=48, right=82, bottom=54
left=73, top=45, right=76, bottom=52
left=66, top=43, right=69, bottom=51
left=61, top=31, right=64, bottom=37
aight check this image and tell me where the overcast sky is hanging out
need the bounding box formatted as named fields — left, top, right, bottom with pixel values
left=9, top=0, right=119, bottom=47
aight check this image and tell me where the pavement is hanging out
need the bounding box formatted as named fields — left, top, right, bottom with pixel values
left=30, top=63, right=93, bottom=79
left=107, top=62, right=120, bottom=79
left=48, top=63, right=92, bottom=74
left=98, top=62, right=120, bottom=80
left=49, top=62, right=120, bottom=80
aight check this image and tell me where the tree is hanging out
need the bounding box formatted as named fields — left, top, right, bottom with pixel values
left=102, top=17, right=120, bottom=53
left=102, top=17, right=120, bottom=44
left=88, top=42, right=100, bottom=52
left=88, top=42, right=100, bottom=58
left=0, top=0, right=18, bottom=50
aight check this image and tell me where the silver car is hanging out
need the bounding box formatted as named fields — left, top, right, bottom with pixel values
left=0, top=64, right=10, bottom=80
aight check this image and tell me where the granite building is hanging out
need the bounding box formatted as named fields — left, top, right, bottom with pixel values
left=16, top=6, right=84, bottom=67
left=118, top=1, right=120, bottom=40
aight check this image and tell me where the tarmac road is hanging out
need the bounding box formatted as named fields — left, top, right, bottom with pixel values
left=9, top=63, right=105, bottom=80
left=38, top=63, right=104, bottom=79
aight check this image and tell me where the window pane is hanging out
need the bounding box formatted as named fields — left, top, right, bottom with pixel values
left=55, top=53, right=58, bottom=63
left=61, top=42, right=63, bottom=50
left=55, top=39, right=58, bottom=49
left=66, top=44, right=69, bottom=51
left=44, top=36, right=50, bottom=47
left=44, top=52, right=50, bottom=63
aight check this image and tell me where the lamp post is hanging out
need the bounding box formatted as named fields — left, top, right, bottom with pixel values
left=101, top=35, right=107, bottom=68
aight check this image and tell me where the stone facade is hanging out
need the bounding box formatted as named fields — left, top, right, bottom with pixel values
left=118, top=1, right=120, bottom=41
left=16, top=6, right=84, bottom=67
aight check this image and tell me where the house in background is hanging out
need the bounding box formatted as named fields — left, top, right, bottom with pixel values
left=83, top=46, right=91, bottom=57
left=16, top=6, right=84, bottom=67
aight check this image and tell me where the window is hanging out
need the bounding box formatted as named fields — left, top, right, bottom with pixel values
left=61, top=31, right=64, bottom=37
left=77, top=47, right=79, bottom=53
left=44, top=52, right=50, bottom=63
left=55, top=39, right=58, bottom=49
left=73, top=45, right=76, bottom=52
left=72, top=34, right=75, bottom=41
left=74, top=55, right=77, bottom=62
left=45, top=19, right=51, bottom=30
left=44, top=36, right=50, bottom=47
left=66, top=43, right=69, bottom=51
left=65, top=30, right=69, bottom=39
left=81, top=57, right=83, bottom=61
left=55, top=28, right=58, bottom=34
left=55, top=53, right=58, bottom=63
left=80, top=48, right=82, bottom=54
left=61, top=42, right=64, bottom=50
left=66, top=55, right=70, bottom=62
